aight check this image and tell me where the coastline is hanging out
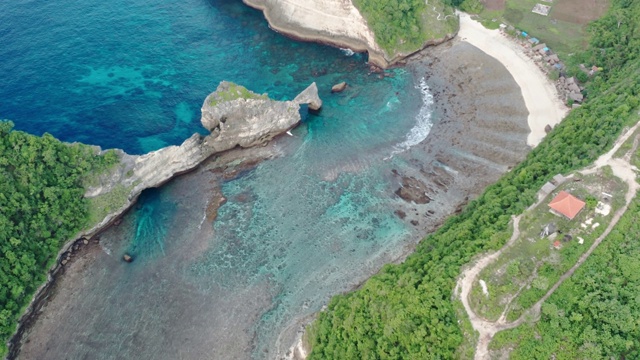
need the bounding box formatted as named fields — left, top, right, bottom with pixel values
left=5, top=82, right=322, bottom=359
left=242, top=0, right=388, bottom=67
left=279, top=39, right=535, bottom=358
left=243, top=0, right=458, bottom=68
left=14, top=40, right=537, bottom=358
left=10, top=8, right=561, bottom=360
left=281, top=13, right=571, bottom=357
left=457, top=12, right=568, bottom=147
left=9, top=143, right=283, bottom=360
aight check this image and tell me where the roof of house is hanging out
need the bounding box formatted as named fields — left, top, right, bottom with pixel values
left=541, top=182, right=556, bottom=194
left=549, top=191, right=586, bottom=220
left=552, top=174, right=565, bottom=183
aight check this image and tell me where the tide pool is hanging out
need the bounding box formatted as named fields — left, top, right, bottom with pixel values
left=1, top=0, right=432, bottom=358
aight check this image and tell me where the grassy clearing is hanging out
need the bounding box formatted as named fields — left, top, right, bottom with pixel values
left=489, top=189, right=640, bottom=359
left=209, top=82, right=267, bottom=106
left=477, top=0, right=610, bottom=56
left=469, top=167, right=627, bottom=322
left=453, top=299, right=479, bottom=359
left=86, top=184, right=134, bottom=227
left=613, top=117, right=640, bottom=162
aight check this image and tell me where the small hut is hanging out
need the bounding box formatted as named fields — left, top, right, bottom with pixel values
left=548, top=191, right=586, bottom=220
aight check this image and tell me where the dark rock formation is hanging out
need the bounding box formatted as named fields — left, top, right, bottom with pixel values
left=395, top=176, right=432, bottom=204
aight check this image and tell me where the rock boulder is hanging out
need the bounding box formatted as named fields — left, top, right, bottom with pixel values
left=331, top=82, right=347, bottom=93
left=82, top=81, right=322, bottom=238
left=293, top=82, right=323, bottom=111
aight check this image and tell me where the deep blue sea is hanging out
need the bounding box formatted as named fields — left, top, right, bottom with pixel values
left=1, top=0, right=432, bottom=358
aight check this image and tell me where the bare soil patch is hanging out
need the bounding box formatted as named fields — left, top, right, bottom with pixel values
left=552, top=0, right=610, bottom=24
left=483, top=0, right=506, bottom=11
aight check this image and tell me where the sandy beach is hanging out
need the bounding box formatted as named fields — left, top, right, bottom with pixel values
left=11, top=9, right=554, bottom=360
left=15, top=41, right=536, bottom=360
left=458, top=12, right=568, bottom=147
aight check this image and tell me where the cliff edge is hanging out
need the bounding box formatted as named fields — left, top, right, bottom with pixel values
left=243, top=0, right=458, bottom=68
left=243, top=0, right=386, bottom=65
left=7, top=81, right=322, bottom=359
left=83, top=82, right=321, bottom=236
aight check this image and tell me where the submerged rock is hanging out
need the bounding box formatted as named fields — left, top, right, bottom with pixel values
left=395, top=176, right=432, bottom=204
left=331, top=82, right=347, bottom=93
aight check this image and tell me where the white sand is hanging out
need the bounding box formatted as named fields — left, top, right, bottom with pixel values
left=458, top=13, right=568, bottom=147
left=245, top=0, right=380, bottom=52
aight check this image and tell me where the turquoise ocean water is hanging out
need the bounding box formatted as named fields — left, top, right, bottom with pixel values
left=1, top=0, right=433, bottom=358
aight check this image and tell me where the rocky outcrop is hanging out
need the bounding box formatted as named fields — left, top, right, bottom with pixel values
left=8, top=82, right=321, bottom=358
left=243, top=0, right=458, bottom=68
left=556, top=76, right=584, bottom=104
left=331, top=82, right=347, bottom=93
left=293, top=82, right=323, bottom=111
left=200, top=81, right=321, bottom=147
left=242, top=0, right=386, bottom=66
left=85, top=81, right=322, bottom=237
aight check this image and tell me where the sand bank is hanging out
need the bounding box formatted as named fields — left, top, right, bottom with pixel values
left=458, top=12, right=568, bottom=147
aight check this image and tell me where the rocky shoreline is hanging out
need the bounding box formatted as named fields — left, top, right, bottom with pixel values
left=11, top=26, right=550, bottom=360
left=5, top=82, right=322, bottom=359
left=275, top=39, right=534, bottom=359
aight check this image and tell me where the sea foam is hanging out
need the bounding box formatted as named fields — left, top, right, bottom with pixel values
left=390, top=77, right=434, bottom=156
left=340, top=48, right=355, bottom=56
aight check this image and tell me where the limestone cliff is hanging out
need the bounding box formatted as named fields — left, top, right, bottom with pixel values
left=243, top=0, right=457, bottom=68
left=8, top=82, right=322, bottom=356
left=82, top=82, right=321, bottom=237
left=243, top=0, right=387, bottom=66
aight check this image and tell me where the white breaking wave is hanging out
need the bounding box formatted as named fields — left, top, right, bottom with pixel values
left=340, top=48, right=355, bottom=56
left=390, top=77, right=434, bottom=156
left=197, top=209, right=207, bottom=230
left=99, top=242, right=112, bottom=256
left=385, top=96, right=400, bottom=111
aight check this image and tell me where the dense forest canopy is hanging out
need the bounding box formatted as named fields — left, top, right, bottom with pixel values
left=308, top=0, right=640, bottom=358
left=353, top=0, right=457, bottom=54
left=0, top=121, right=118, bottom=356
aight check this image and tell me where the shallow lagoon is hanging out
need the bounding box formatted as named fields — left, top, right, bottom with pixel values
left=2, top=0, right=436, bottom=358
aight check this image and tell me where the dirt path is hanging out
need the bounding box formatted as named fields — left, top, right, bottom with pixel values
left=456, top=123, right=640, bottom=359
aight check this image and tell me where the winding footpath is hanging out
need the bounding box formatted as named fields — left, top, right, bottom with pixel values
left=456, top=122, right=640, bottom=359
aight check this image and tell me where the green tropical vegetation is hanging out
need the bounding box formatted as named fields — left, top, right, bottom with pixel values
left=0, top=121, right=118, bottom=356
left=352, top=0, right=457, bottom=55
left=208, top=82, right=268, bottom=106
left=307, top=0, right=640, bottom=358
left=469, top=167, right=626, bottom=323
left=490, top=195, right=640, bottom=359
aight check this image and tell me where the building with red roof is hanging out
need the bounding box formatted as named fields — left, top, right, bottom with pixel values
left=548, top=191, right=586, bottom=220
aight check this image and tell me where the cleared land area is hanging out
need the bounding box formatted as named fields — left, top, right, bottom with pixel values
left=456, top=121, right=640, bottom=359
left=478, top=0, right=610, bottom=55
